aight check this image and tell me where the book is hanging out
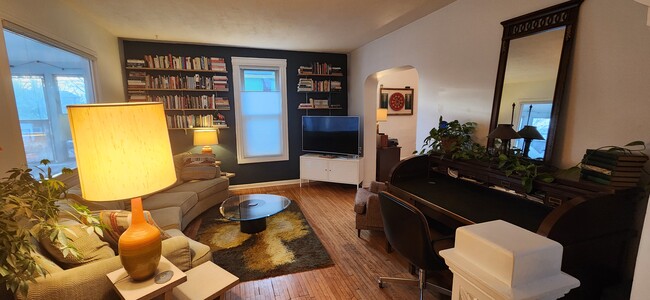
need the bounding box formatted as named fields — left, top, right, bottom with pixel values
left=582, top=154, right=647, bottom=168
left=580, top=164, right=643, bottom=177
left=585, top=149, right=649, bottom=162
left=580, top=169, right=641, bottom=182
left=581, top=174, right=639, bottom=187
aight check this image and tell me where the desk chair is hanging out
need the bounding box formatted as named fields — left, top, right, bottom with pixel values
left=378, top=191, right=452, bottom=299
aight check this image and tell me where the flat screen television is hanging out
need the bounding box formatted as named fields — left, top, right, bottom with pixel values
left=302, top=116, right=360, bottom=156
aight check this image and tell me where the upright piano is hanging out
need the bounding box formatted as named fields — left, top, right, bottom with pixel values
left=388, top=155, right=646, bottom=299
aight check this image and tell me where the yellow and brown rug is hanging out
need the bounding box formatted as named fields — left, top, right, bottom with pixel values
left=196, top=201, right=334, bottom=281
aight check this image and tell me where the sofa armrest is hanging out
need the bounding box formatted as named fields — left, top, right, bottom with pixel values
left=20, top=237, right=192, bottom=299
left=21, top=255, right=123, bottom=300
left=364, top=194, right=384, bottom=228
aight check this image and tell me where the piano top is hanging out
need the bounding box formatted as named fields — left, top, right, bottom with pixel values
left=391, top=171, right=554, bottom=232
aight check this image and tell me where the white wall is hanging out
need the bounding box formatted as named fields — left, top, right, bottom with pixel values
left=378, top=68, right=418, bottom=157
left=349, top=0, right=650, bottom=296
left=0, top=0, right=124, bottom=173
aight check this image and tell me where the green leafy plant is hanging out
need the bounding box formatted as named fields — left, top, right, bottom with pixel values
left=496, top=154, right=554, bottom=193
left=418, top=116, right=486, bottom=160
left=0, top=160, right=101, bottom=296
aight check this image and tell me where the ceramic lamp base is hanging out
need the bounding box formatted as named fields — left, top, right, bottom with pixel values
left=118, top=197, right=162, bottom=281
left=201, top=146, right=213, bottom=154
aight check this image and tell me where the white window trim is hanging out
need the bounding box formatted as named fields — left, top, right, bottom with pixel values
left=231, top=57, right=288, bottom=164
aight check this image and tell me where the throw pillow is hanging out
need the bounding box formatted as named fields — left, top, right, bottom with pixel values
left=181, top=163, right=220, bottom=181
left=98, top=210, right=171, bottom=250
left=39, top=224, right=115, bottom=269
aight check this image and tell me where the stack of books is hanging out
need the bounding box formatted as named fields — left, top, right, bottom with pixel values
left=580, top=149, right=648, bottom=187
left=298, top=78, right=313, bottom=92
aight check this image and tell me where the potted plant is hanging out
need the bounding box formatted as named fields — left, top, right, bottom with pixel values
left=0, top=160, right=101, bottom=296
left=418, top=116, right=486, bottom=160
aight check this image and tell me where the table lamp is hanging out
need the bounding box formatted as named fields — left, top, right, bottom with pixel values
left=193, top=129, right=219, bottom=154
left=68, top=102, right=176, bottom=281
left=518, top=125, right=544, bottom=158
left=488, top=124, right=521, bottom=155
left=376, top=108, right=388, bottom=134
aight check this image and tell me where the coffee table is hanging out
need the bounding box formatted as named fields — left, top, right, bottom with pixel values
left=220, top=194, right=291, bottom=233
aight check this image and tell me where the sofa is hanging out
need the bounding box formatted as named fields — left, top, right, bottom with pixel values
left=9, top=152, right=231, bottom=299
left=354, top=181, right=388, bottom=237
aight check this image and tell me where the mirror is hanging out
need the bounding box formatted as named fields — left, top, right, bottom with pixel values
left=489, top=0, right=583, bottom=163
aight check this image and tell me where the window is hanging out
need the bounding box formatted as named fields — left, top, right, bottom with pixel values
left=231, top=57, right=288, bottom=164
left=3, top=27, right=95, bottom=175
left=514, top=101, right=552, bottom=159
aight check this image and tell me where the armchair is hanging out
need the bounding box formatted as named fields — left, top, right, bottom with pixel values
left=354, top=181, right=387, bottom=237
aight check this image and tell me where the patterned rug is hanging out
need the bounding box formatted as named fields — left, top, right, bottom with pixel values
left=196, top=201, right=334, bottom=281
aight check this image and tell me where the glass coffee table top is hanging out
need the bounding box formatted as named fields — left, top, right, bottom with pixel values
left=220, top=194, right=291, bottom=232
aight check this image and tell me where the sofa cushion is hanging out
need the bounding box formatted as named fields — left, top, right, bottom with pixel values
left=166, top=229, right=212, bottom=268
left=181, top=164, right=220, bottom=181
left=32, top=252, right=64, bottom=275
left=97, top=210, right=171, bottom=250
left=143, top=191, right=198, bottom=215
left=164, top=177, right=229, bottom=201
left=172, top=152, right=193, bottom=186
left=39, top=224, right=115, bottom=269
left=149, top=206, right=183, bottom=231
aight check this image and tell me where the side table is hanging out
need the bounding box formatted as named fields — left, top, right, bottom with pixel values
left=107, top=256, right=187, bottom=300
left=173, top=261, right=239, bottom=300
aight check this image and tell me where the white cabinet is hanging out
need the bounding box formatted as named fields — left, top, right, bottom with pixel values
left=300, top=154, right=363, bottom=187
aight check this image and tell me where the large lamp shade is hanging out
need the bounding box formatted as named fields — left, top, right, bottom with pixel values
left=68, top=102, right=176, bottom=281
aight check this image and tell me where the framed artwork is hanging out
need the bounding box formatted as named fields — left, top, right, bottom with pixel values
left=379, top=87, right=414, bottom=115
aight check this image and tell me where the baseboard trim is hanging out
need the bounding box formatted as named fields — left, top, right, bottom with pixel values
left=229, top=179, right=302, bottom=190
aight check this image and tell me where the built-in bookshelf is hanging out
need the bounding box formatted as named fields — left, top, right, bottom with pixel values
left=297, top=62, right=344, bottom=111
left=125, top=55, right=230, bottom=129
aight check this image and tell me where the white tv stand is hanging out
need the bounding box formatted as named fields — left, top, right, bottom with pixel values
left=300, top=153, right=363, bottom=187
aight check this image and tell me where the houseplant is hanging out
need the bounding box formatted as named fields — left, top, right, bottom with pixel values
left=418, top=116, right=486, bottom=160
left=418, top=116, right=552, bottom=193
left=0, top=160, right=101, bottom=296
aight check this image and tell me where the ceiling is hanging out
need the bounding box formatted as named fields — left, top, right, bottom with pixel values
left=62, top=0, right=455, bottom=53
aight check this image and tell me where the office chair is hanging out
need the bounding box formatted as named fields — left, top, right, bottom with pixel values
left=378, top=191, right=452, bottom=299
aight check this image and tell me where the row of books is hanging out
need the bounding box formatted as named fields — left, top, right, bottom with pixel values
left=127, top=55, right=226, bottom=72
left=127, top=94, right=230, bottom=110
left=166, top=114, right=225, bottom=129
left=128, top=73, right=228, bottom=90
left=580, top=149, right=648, bottom=187
left=296, top=79, right=342, bottom=92
left=297, top=63, right=342, bottom=75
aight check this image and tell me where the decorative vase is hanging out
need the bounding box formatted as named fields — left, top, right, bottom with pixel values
left=118, top=197, right=162, bottom=281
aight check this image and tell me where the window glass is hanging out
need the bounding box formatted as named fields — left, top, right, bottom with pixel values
left=4, top=29, right=95, bottom=175
left=232, top=58, right=288, bottom=164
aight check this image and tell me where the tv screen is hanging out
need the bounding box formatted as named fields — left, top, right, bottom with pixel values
left=302, top=116, right=360, bottom=156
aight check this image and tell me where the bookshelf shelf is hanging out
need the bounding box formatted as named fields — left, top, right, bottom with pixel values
left=128, top=88, right=229, bottom=92
left=125, top=54, right=231, bottom=130
left=126, top=67, right=228, bottom=74
left=296, top=63, right=344, bottom=112
left=169, top=126, right=229, bottom=130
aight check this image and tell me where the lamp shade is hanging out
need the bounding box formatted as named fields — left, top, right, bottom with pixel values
left=67, top=102, right=176, bottom=201
left=193, top=129, right=219, bottom=146
left=518, top=125, right=544, bottom=140
left=488, top=124, right=521, bottom=140
left=376, top=108, right=388, bottom=122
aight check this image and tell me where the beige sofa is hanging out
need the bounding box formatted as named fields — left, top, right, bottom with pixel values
left=9, top=152, right=231, bottom=299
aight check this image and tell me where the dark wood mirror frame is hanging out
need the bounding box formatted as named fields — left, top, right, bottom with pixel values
left=488, top=0, right=583, bottom=164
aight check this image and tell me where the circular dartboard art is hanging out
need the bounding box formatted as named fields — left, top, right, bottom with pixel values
left=389, top=92, right=405, bottom=111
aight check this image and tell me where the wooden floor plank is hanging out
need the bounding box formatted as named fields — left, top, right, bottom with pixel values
left=187, top=182, right=447, bottom=299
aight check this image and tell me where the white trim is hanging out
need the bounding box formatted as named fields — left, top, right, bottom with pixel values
left=231, top=56, right=289, bottom=164
left=229, top=179, right=300, bottom=190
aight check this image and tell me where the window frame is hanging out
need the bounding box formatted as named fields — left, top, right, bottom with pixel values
left=231, top=57, right=289, bottom=164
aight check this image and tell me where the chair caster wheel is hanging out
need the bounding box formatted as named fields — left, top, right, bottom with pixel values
left=378, top=279, right=384, bottom=288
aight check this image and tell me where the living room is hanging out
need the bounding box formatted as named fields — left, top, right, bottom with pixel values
left=1, top=0, right=650, bottom=299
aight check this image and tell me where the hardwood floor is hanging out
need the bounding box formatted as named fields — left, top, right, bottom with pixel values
left=184, top=182, right=450, bottom=300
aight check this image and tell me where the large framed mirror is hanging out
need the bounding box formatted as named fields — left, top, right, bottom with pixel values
left=488, top=0, right=583, bottom=164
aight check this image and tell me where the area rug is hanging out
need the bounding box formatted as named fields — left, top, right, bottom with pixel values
left=196, top=201, right=334, bottom=281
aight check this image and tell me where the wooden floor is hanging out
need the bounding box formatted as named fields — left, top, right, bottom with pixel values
left=184, top=182, right=449, bottom=300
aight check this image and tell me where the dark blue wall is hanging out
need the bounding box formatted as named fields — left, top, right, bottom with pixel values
left=121, top=40, right=348, bottom=185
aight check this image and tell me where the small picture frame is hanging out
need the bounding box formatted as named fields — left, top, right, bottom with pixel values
left=379, top=87, right=414, bottom=115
